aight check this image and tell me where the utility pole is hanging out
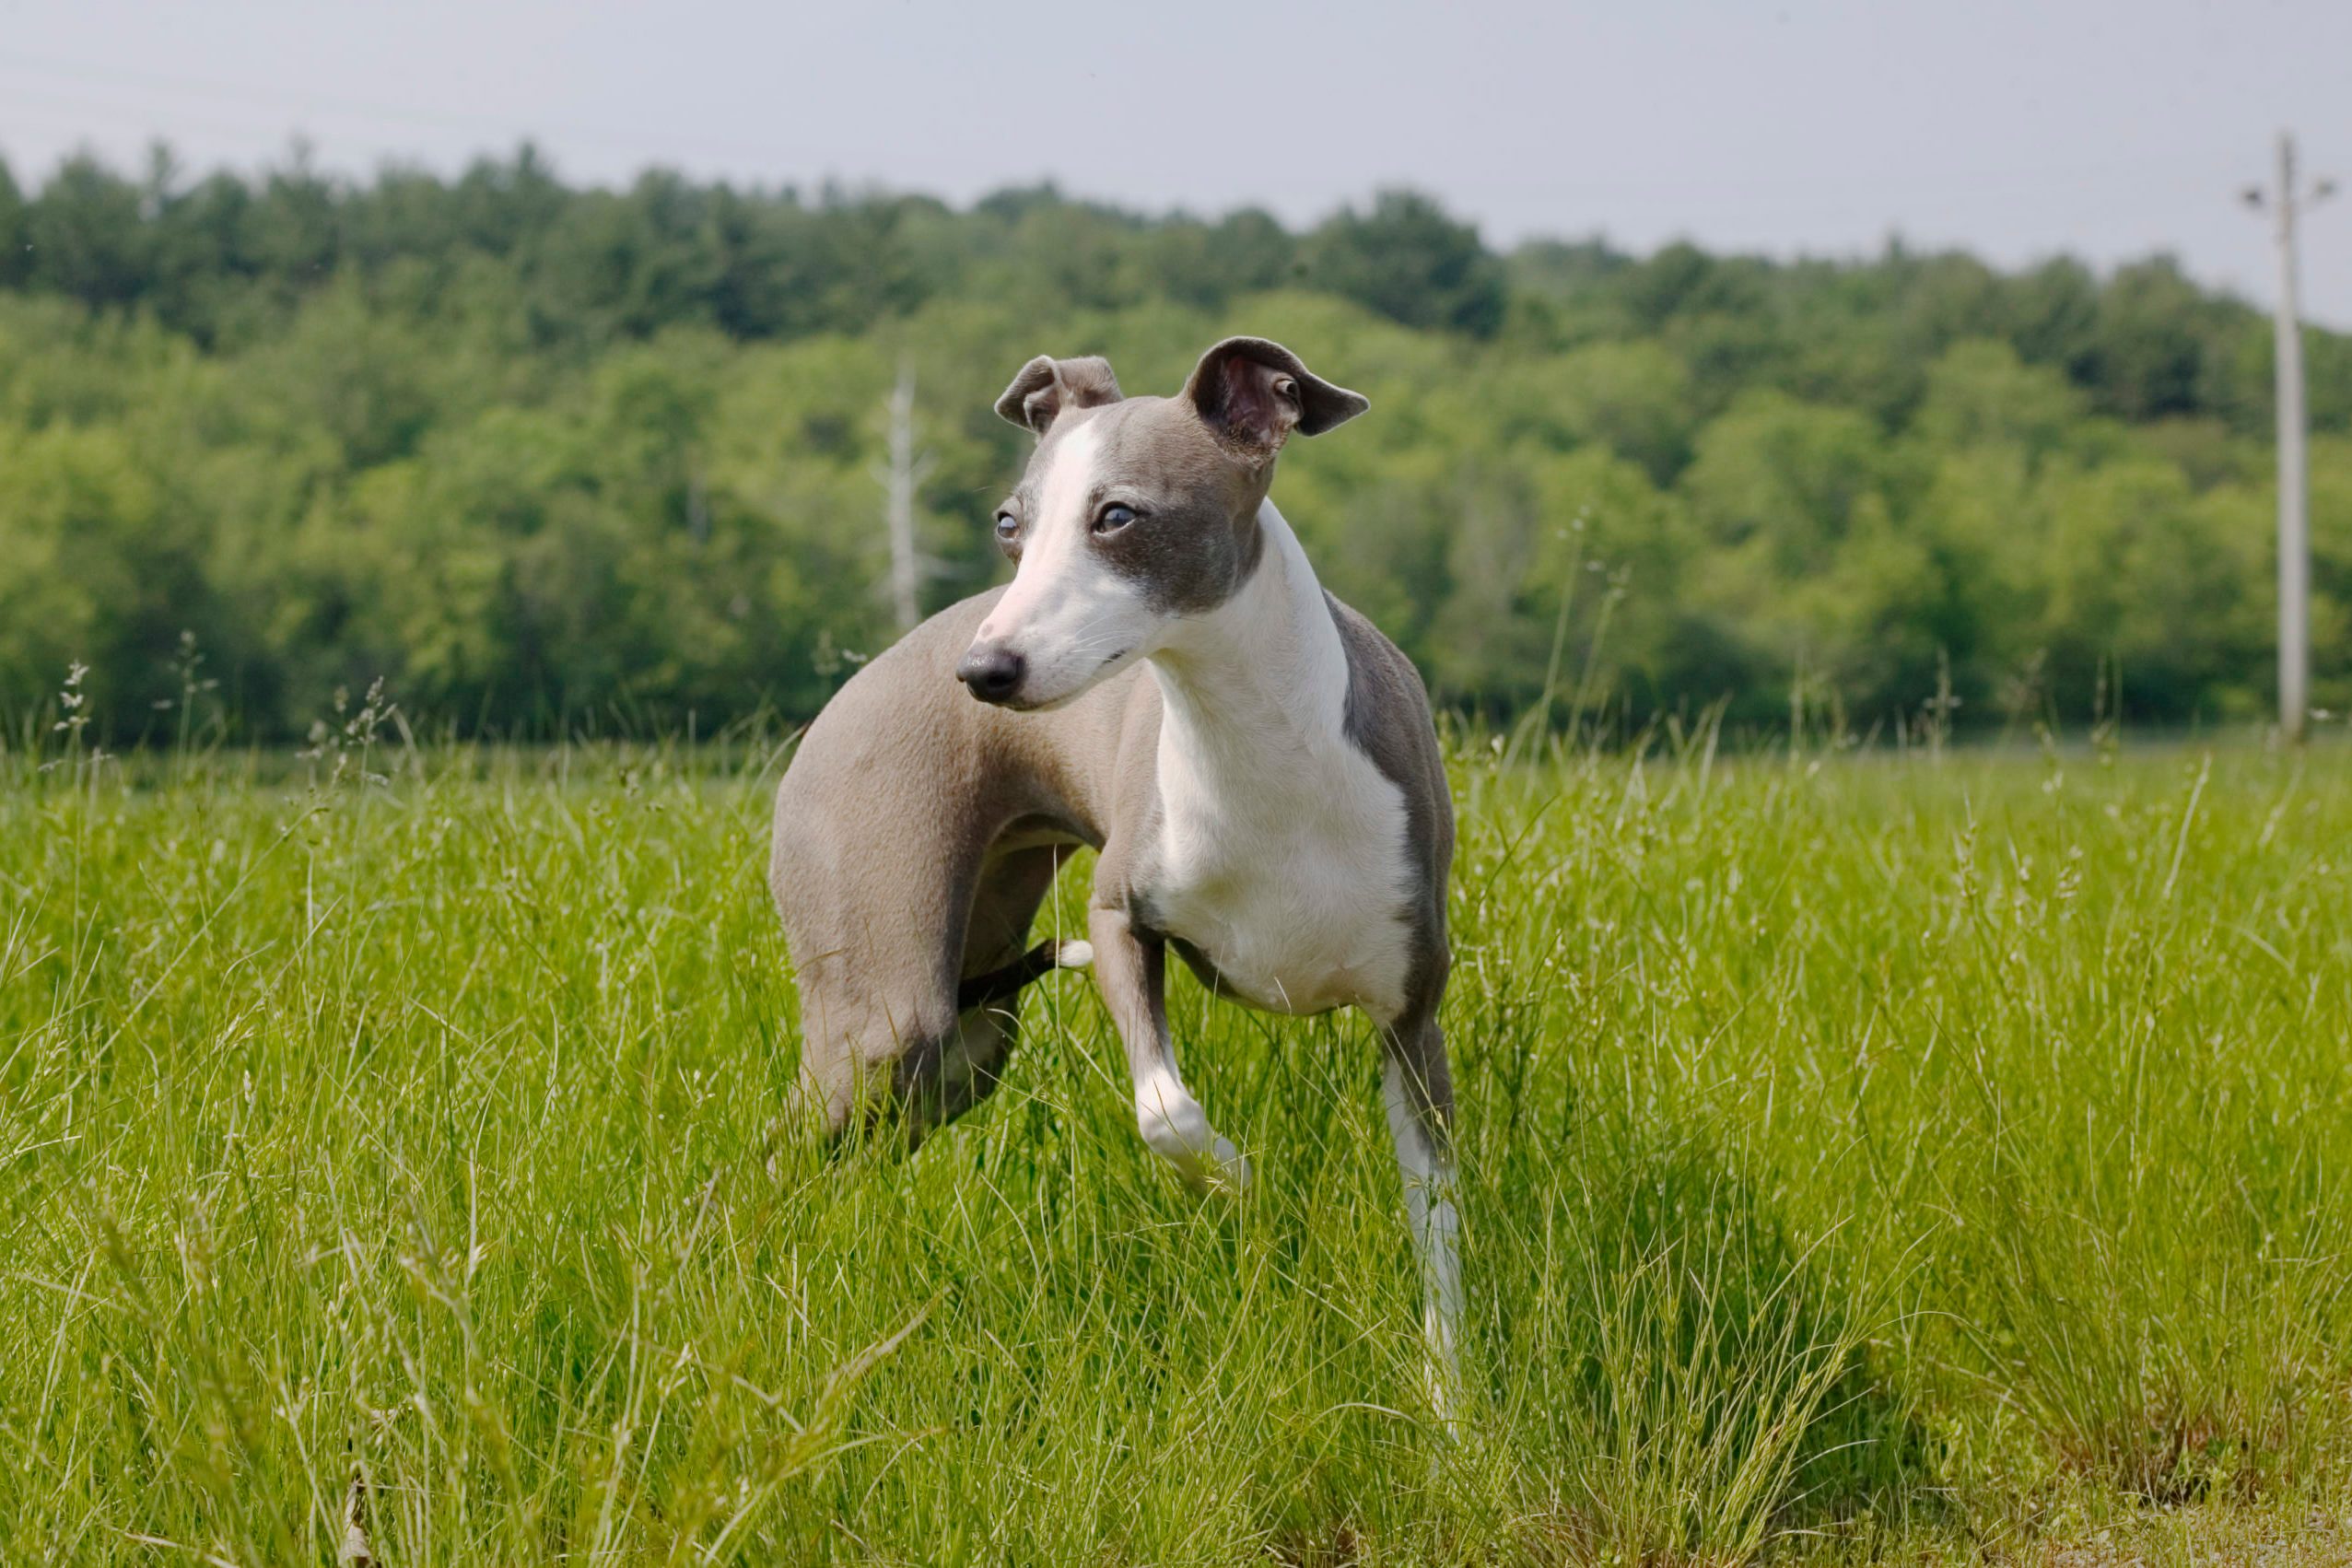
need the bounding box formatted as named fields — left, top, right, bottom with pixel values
left=2243, top=133, right=2335, bottom=743
left=875, top=357, right=936, bottom=634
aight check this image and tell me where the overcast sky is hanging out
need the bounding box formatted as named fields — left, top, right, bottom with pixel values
left=3, top=0, right=2346, bottom=323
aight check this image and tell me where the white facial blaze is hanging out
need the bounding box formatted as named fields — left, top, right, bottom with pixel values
left=971, top=419, right=1158, bottom=707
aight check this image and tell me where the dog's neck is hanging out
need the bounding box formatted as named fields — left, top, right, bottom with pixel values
left=1148, top=499, right=1352, bottom=781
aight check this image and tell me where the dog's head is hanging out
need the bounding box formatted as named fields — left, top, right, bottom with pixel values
left=954, top=337, right=1368, bottom=710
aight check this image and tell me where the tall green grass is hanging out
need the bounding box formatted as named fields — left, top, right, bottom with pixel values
left=1, top=729, right=2346, bottom=1563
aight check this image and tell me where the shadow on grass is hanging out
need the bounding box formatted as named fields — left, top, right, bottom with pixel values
left=1947, top=1131, right=2351, bottom=1509
left=1481, top=1125, right=1942, bottom=1564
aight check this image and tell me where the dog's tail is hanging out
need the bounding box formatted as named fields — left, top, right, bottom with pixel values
left=955, top=937, right=1093, bottom=1012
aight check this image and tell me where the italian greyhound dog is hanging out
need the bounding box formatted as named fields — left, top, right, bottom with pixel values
left=768, top=336, right=1460, bottom=1402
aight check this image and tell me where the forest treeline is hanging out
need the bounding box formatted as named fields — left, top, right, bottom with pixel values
left=3, top=146, right=2347, bottom=742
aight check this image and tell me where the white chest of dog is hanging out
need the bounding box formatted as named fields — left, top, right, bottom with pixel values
left=1122, top=501, right=1420, bottom=1023
left=1141, top=661, right=1416, bottom=1021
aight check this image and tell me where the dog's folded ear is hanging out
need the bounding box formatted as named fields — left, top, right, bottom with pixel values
left=1183, top=336, right=1369, bottom=457
left=994, top=355, right=1123, bottom=437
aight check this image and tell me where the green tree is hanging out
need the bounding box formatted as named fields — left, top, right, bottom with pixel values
left=0, top=158, right=27, bottom=290
left=0, top=144, right=2344, bottom=739
left=1308, top=190, right=1505, bottom=338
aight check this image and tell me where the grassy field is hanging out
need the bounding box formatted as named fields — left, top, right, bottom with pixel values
left=1, top=723, right=2348, bottom=1564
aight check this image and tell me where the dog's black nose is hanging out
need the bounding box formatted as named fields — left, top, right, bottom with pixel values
left=955, top=644, right=1025, bottom=704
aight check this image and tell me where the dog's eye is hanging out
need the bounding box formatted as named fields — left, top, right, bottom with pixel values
left=994, top=512, right=1020, bottom=544
left=1093, top=503, right=1137, bottom=535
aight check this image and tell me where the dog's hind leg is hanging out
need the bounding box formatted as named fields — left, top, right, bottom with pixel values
left=1379, top=965, right=1463, bottom=1422
left=914, top=843, right=1077, bottom=1134
left=773, top=799, right=974, bottom=1149
left=955, top=935, right=1091, bottom=1011
left=784, top=954, right=954, bottom=1148
left=783, top=840, right=1079, bottom=1151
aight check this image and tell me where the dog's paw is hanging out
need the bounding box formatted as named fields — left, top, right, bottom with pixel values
left=1135, top=1075, right=1248, bottom=1196
left=1172, top=1135, right=1250, bottom=1197
left=1139, top=1116, right=1251, bottom=1196
left=1202, top=1139, right=1252, bottom=1197
left=1052, top=939, right=1094, bottom=970
left=1165, top=1146, right=1251, bottom=1198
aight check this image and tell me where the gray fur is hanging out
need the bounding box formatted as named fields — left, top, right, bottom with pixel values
left=1327, top=590, right=1457, bottom=1144
left=995, top=354, right=1123, bottom=435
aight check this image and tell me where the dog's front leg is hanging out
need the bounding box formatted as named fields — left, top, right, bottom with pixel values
left=1088, top=904, right=1251, bottom=1194
left=1382, top=1000, right=1464, bottom=1422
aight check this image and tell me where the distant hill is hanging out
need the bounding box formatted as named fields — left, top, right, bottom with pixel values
left=3, top=147, right=2346, bottom=740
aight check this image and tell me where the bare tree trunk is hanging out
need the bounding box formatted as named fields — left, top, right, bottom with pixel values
left=879, top=357, right=932, bottom=634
